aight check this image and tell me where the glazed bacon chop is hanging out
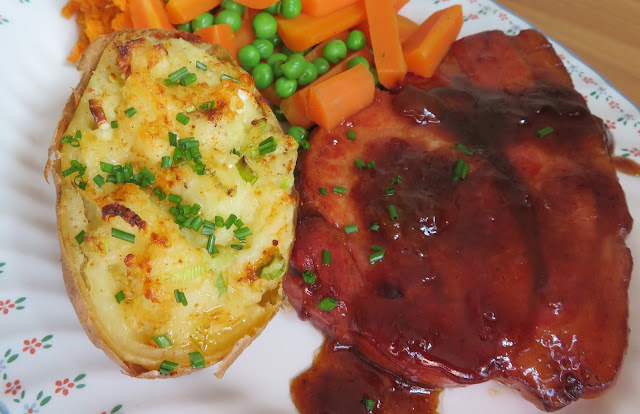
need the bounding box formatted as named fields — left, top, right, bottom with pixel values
left=285, top=29, right=633, bottom=411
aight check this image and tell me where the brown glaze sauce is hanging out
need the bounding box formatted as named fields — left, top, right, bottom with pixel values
left=614, top=155, right=640, bottom=176
left=291, top=339, right=440, bottom=414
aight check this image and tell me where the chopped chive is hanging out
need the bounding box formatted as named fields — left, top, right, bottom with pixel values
left=388, top=205, right=399, bottom=221
left=161, top=156, right=172, bottom=168
left=152, top=334, right=173, bottom=348
left=191, top=216, right=204, bottom=231
left=75, top=130, right=82, bottom=140
left=369, top=248, right=385, bottom=264
left=234, top=227, right=252, bottom=240
left=224, top=214, right=237, bottom=229
left=61, top=135, right=80, bottom=147
left=115, top=290, right=125, bottom=303
left=189, top=351, right=206, bottom=369
left=258, top=136, right=277, bottom=155
left=234, top=219, right=244, bottom=228
left=236, top=157, right=258, bottom=185
left=124, top=107, right=137, bottom=117
left=354, top=158, right=365, bottom=169
left=384, top=187, right=395, bottom=195
left=174, top=289, right=188, bottom=306
left=176, top=112, right=190, bottom=125
left=183, top=216, right=195, bottom=229
left=452, top=159, right=468, bottom=182
left=168, top=67, right=189, bottom=82
left=391, top=174, right=402, bottom=184
left=333, top=186, right=347, bottom=194
left=460, top=160, right=469, bottom=180
left=362, top=398, right=376, bottom=411
left=196, top=61, right=208, bottom=71
left=111, top=228, right=135, bottom=243
left=369, top=222, right=380, bottom=231
left=180, top=72, right=197, bottom=86
left=318, top=297, right=339, bottom=312
left=159, top=360, right=179, bottom=376
left=153, top=186, right=166, bottom=200
left=215, top=216, right=225, bottom=227
left=202, top=220, right=215, bottom=234
left=344, top=224, right=358, bottom=234
left=61, top=166, right=78, bottom=177
left=206, top=234, right=218, bottom=254
left=455, top=143, right=475, bottom=156
left=169, top=132, right=178, bottom=146
left=347, top=130, right=356, bottom=141
left=536, top=126, right=554, bottom=137
left=366, top=160, right=375, bottom=169
left=110, top=120, right=118, bottom=129
left=230, top=244, right=244, bottom=250
left=168, top=194, right=182, bottom=204
left=221, top=74, right=239, bottom=82
left=319, top=187, right=328, bottom=195
left=322, top=249, right=331, bottom=265
left=75, top=230, right=85, bottom=245
left=198, top=100, right=215, bottom=111
left=214, top=273, right=227, bottom=296
left=302, top=269, right=316, bottom=284
left=93, top=174, right=105, bottom=188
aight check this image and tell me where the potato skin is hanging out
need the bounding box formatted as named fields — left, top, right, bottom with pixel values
left=48, top=29, right=298, bottom=377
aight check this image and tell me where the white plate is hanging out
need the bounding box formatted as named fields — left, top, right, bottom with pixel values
left=0, top=1, right=638, bottom=413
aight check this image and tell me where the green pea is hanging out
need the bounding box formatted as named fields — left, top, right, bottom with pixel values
left=281, top=54, right=307, bottom=80
left=252, top=12, right=278, bottom=39
left=272, top=60, right=285, bottom=78
left=270, top=32, right=283, bottom=48
left=312, top=57, right=330, bottom=75
left=312, top=58, right=330, bottom=75
left=216, top=10, right=242, bottom=32
left=191, top=12, right=215, bottom=31
left=263, top=1, right=280, bottom=14
left=252, top=39, right=274, bottom=59
left=346, top=30, right=366, bottom=51
left=252, top=63, right=274, bottom=89
left=175, top=22, right=192, bottom=33
left=322, top=40, right=347, bottom=64
left=275, top=77, right=297, bottom=98
left=297, top=62, right=318, bottom=86
left=278, top=0, right=302, bottom=19
left=266, top=52, right=287, bottom=66
left=287, top=125, right=309, bottom=143
left=346, top=56, right=370, bottom=70
left=221, top=0, right=245, bottom=15
left=238, top=45, right=261, bottom=71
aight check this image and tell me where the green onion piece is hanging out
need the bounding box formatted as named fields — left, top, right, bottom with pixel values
left=234, top=227, right=252, bottom=240
left=153, top=186, right=167, bottom=200
left=236, top=156, right=258, bottom=185
left=369, top=222, right=380, bottom=231
left=158, top=360, right=179, bottom=376
left=362, top=397, right=376, bottom=411
left=115, top=290, right=125, bottom=303
left=536, top=126, right=554, bottom=137
left=124, top=107, right=137, bottom=117
left=168, top=132, right=178, bottom=146
left=93, top=174, right=105, bottom=188
left=391, top=174, right=402, bottom=184
left=191, top=216, right=204, bottom=231
left=354, top=157, right=365, bottom=169
left=191, top=203, right=201, bottom=215
left=168, top=67, right=189, bottom=82
left=322, top=249, right=331, bottom=265
left=460, top=160, right=469, bottom=180
left=189, top=351, right=206, bottom=369
left=302, top=269, right=316, bottom=284
left=75, top=130, right=82, bottom=139
left=176, top=112, right=190, bottom=125
left=202, top=221, right=215, bottom=235
left=215, top=216, right=225, bottom=228
left=258, top=136, right=277, bottom=155
left=161, top=156, right=173, bottom=168
left=112, top=228, right=135, bottom=243
left=111, top=120, right=118, bottom=129
left=206, top=234, right=218, bottom=255
left=367, top=160, right=375, bottom=169
left=180, top=72, right=197, bottom=86
left=100, top=162, right=115, bottom=173
left=347, top=130, right=356, bottom=141
left=230, top=244, right=244, bottom=250
left=174, top=289, right=188, bottom=306
left=452, top=159, right=468, bottom=182
left=221, top=74, right=239, bottom=82
left=234, top=219, right=244, bottom=228
left=196, top=61, right=207, bottom=71
left=75, top=230, right=85, bottom=245
left=319, top=187, right=328, bottom=195
left=224, top=214, right=237, bottom=229
left=384, top=187, right=395, bottom=195
left=369, top=249, right=385, bottom=264
left=214, top=273, right=227, bottom=297
left=183, top=216, right=196, bottom=229
left=388, top=205, right=399, bottom=221
left=61, top=165, right=78, bottom=177
left=152, top=335, right=173, bottom=348
left=168, top=193, right=182, bottom=204
left=344, top=224, right=358, bottom=234
left=455, top=143, right=475, bottom=156
left=318, top=297, right=339, bottom=312
left=198, top=100, right=215, bottom=111
left=333, top=186, right=347, bottom=194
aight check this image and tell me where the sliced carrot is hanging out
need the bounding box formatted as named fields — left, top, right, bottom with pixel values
left=165, top=0, right=221, bottom=25
left=364, top=0, right=407, bottom=89
left=301, top=0, right=359, bottom=17
left=233, top=11, right=256, bottom=53
left=130, top=0, right=174, bottom=30
left=308, top=63, right=375, bottom=130
left=194, top=24, right=237, bottom=59
left=358, top=14, right=418, bottom=46
left=403, top=5, right=463, bottom=79
left=234, top=0, right=279, bottom=8
left=281, top=48, right=373, bottom=128
left=277, top=0, right=409, bottom=52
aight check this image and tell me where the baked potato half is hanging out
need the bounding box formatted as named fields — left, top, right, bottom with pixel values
left=47, top=29, right=298, bottom=377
